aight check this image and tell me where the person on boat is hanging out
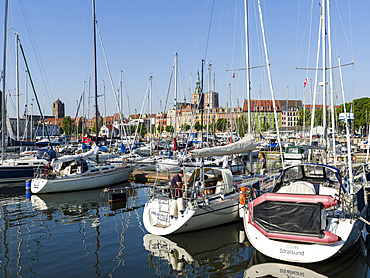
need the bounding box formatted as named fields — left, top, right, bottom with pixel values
left=171, top=170, right=184, bottom=198
left=221, top=155, right=229, bottom=169
left=260, top=153, right=266, bottom=175
left=44, top=162, right=53, bottom=176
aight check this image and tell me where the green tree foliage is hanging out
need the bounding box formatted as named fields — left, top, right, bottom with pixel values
left=336, top=97, right=370, bottom=132
left=157, top=125, right=164, bottom=133
left=139, top=123, right=147, bottom=137
left=77, top=119, right=83, bottom=134
left=194, top=122, right=202, bottom=132
left=234, top=114, right=248, bottom=137
left=182, top=124, right=190, bottom=131
left=165, top=125, right=174, bottom=133
left=216, top=118, right=230, bottom=132
left=61, top=116, right=72, bottom=135
left=297, top=109, right=311, bottom=126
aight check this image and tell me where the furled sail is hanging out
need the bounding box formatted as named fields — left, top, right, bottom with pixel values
left=190, top=134, right=256, bottom=158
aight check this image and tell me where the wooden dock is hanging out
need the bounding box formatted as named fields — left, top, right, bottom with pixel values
left=129, top=170, right=173, bottom=183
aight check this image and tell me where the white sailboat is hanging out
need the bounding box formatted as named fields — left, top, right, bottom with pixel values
left=30, top=145, right=134, bottom=193
left=31, top=0, right=136, bottom=193
left=243, top=163, right=367, bottom=263
left=143, top=134, right=258, bottom=235
left=243, top=0, right=367, bottom=264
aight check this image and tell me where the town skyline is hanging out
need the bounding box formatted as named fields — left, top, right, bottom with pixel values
left=2, top=1, right=369, bottom=120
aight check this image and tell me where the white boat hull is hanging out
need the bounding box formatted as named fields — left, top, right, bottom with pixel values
left=31, top=166, right=135, bottom=193
left=143, top=194, right=240, bottom=235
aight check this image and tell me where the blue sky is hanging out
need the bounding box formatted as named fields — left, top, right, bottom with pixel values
left=2, top=0, right=370, bottom=118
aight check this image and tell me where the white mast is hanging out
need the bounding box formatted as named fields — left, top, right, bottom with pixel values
left=15, top=33, right=20, bottom=141
left=24, top=69, right=28, bottom=139
left=102, top=79, right=106, bottom=126
left=309, top=19, right=322, bottom=147
left=1, top=0, right=8, bottom=160
left=338, top=57, right=353, bottom=190
left=244, top=0, right=251, bottom=134
left=229, top=84, right=233, bottom=140
left=321, top=0, right=327, bottom=164
left=257, top=0, right=284, bottom=164
left=82, top=81, right=86, bottom=138
left=149, top=75, right=153, bottom=156
left=174, top=52, right=178, bottom=137
left=207, top=63, right=211, bottom=144
left=327, top=0, right=336, bottom=166
left=120, top=70, right=123, bottom=138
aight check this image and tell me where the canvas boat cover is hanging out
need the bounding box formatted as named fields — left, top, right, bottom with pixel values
left=190, top=134, right=256, bottom=158
left=52, top=145, right=100, bottom=165
left=251, top=200, right=324, bottom=237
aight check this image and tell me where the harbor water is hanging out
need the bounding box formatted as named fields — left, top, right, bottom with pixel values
left=0, top=181, right=369, bottom=277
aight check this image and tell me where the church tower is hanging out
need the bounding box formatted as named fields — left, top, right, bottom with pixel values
left=53, top=99, right=65, bottom=118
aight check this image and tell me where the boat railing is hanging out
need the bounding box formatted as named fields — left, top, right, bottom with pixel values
left=33, top=168, right=58, bottom=180
left=149, top=181, right=230, bottom=202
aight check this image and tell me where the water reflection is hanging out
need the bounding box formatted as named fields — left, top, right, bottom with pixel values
left=245, top=235, right=367, bottom=278
left=0, top=182, right=148, bottom=277
left=143, top=222, right=253, bottom=276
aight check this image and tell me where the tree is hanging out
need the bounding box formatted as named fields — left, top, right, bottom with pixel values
left=216, top=118, right=229, bottom=132
left=182, top=124, right=190, bottom=131
left=234, top=114, right=248, bottom=137
left=157, top=125, right=164, bottom=133
left=297, top=108, right=311, bottom=126
left=61, top=116, right=72, bottom=136
left=165, top=125, right=174, bottom=133
left=139, top=123, right=147, bottom=137
left=194, top=122, right=202, bottom=132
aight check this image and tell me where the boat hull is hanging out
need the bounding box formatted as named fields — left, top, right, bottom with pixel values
left=143, top=194, right=240, bottom=235
left=0, top=166, right=38, bottom=183
left=243, top=208, right=365, bottom=263
left=31, top=166, right=135, bottom=193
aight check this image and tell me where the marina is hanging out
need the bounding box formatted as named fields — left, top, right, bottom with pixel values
left=0, top=179, right=370, bottom=277
left=1, top=0, right=370, bottom=277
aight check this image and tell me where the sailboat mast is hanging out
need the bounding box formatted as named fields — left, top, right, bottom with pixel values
left=321, top=0, right=327, bottom=164
left=327, top=0, right=336, bottom=166
left=92, top=0, right=98, bottom=145
left=257, top=0, right=284, bottom=164
left=244, top=0, right=251, bottom=134
left=16, top=33, right=19, bottom=141
left=149, top=75, right=153, bottom=156
left=1, top=0, right=8, bottom=160
left=207, top=63, right=211, bottom=144
left=174, top=52, right=178, bottom=137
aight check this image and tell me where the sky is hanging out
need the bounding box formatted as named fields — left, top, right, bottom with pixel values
left=1, top=0, right=370, bottom=119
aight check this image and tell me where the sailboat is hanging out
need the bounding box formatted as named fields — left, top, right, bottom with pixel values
left=142, top=134, right=258, bottom=235
left=242, top=0, right=367, bottom=263
left=0, top=0, right=49, bottom=183
left=31, top=0, right=135, bottom=193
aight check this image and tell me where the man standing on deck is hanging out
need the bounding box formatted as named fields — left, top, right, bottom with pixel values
left=171, top=170, right=184, bottom=198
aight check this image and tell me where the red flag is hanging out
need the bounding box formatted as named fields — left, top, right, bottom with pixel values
left=336, top=94, right=338, bottom=99
left=304, top=78, right=308, bottom=88
left=232, top=73, right=236, bottom=78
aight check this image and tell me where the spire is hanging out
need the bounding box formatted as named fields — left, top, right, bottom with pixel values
left=194, top=70, right=202, bottom=94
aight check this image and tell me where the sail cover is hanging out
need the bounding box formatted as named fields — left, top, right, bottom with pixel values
left=52, top=145, right=100, bottom=165
left=190, top=134, right=256, bottom=158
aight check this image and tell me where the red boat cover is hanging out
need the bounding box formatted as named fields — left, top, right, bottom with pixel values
left=248, top=193, right=341, bottom=244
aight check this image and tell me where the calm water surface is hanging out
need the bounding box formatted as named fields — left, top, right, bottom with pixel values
left=0, top=182, right=369, bottom=277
